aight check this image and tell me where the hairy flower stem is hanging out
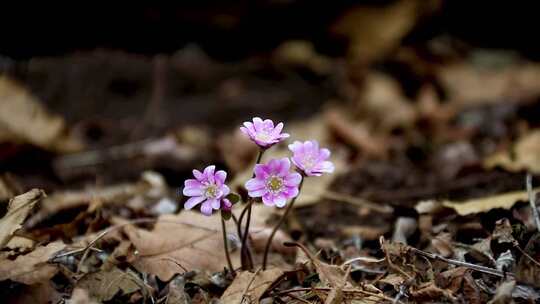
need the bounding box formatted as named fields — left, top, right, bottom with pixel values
left=221, top=217, right=236, bottom=276
left=262, top=176, right=304, bottom=270
left=240, top=149, right=265, bottom=270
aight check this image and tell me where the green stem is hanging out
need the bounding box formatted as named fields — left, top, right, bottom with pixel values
left=262, top=176, right=304, bottom=270
left=221, top=216, right=235, bottom=276
left=240, top=149, right=265, bottom=270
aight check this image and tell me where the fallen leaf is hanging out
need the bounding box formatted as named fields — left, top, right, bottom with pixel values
left=438, top=62, right=540, bottom=108
left=67, top=288, right=100, bottom=304
left=0, top=76, right=81, bottom=152
left=122, top=205, right=286, bottom=281
left=410, top=282, right=457, bottom=302
left=332, top=0, right=439, bottom=63
left=485, top=129, right=540, bottom=174
left=0, top=189, right=45, bottom=248
left=220, top=269, right=283, bottom=303
left=442, top=188, right=536, bottom=216
left=6, top=282, right=63, bottom=304
left=516, top=232, right=540, bottom=287
left=165, top=276, right=190, bottom=304
left=0, top=241, right=65, bottom=284
left=488, top=280, right=515, bottom=304
left=27, top=172, right=162, bottom=228
left=76, top=267, right=141, bottom=302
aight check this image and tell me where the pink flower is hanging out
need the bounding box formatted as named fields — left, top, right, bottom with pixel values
left=288, top=140, right=334, bottom=176
left=183, top=165, right=231, bottom=215
left=245, top=158, right=301, bottom=207
left=240, top=117, right=289, bottom=148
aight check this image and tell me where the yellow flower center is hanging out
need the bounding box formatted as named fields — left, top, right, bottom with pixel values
left=267, top=176, right=283, bottom=193
left=205, top=185, right=218, bottom=198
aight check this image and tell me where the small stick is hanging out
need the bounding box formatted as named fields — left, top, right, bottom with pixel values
left=322, top=191, right=394, bottom=214
left=271, top=287, right=393, bottom=302
left=526, top=173, right=540, bottom=232
left=408, top=247, right=514, bottom=277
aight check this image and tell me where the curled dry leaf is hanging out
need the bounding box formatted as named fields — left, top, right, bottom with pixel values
left=485, top=129, right=540, bottom=174
left=0, top=188, right=45, bottom=248
left=438, top=62, right=540, bottom=108
left=0, top=241, right=65, bottom=284
left=220, top=269, right=284, bottom=303
left=76, top=267, right=141, bottom=302
left=332, top=0, right=438, bottom=63
left=67, top=288, right=100, bottom=304
left=121, top=205, right=287, bottom=281
left=442, top=188, right=537, bottom=216
left=0, top=76, right=81, bottom=152
left=27, top=172, right=163, bottom=228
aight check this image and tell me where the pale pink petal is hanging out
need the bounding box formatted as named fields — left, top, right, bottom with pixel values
left=262, top=193, right=275, bottom=206
left=248, top=188, right=267, bottom=197
left=319, top=148, right=331, bottom=160
left=254, top=164, right=270, bottom=179
left=245, top=178, right=265, bottom=191
left=215, top=170, right=227, bottom=184
left=207, top=198, right=220, bottom=209
left=285, top=172, right=302, bottom=186
left=253, top=117, right=264, bottom=130
left=221, top=184, right=230, bottom=196
left=184, top=196, right=205, bottom=209
left=203, top=165, right=216, bottom=183
left=277, top=158, right=291, bottom=176
left=184, top=179, right=201, bottom=189
left=284, top=186, right=299, bottom=199
left=183, top=187, right=203, bottom=196
left=321, top=161, right=335, bottom=173
left=200, top=201, right=213, bottom=215
left=274, top=194, right=287, bottom=208
left=192, top=169, right=204, bottom=180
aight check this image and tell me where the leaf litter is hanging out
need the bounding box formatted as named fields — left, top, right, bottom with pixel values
left=3, top=4, right=540, bottom=303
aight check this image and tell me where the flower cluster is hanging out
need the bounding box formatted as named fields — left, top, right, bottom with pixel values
left=182, top=117, right=334, bottom=215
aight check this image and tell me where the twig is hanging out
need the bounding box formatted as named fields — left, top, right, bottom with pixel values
left=408, top=246, right=514, bottom=277
left=241, top=267, right=262, bottom=304
left=271, top=287, right=393, bottom=302
left=323, top=191, right=394, bottom=214
left=514, top=241, right=540, bottom=268
left=262, top=176, right=304, bottom=270
left=526, top=173, right=540, bottom=232
left=286, top=293, right=312, bottom=304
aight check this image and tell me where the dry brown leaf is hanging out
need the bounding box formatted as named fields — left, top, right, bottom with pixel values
left=0, top=241, right=64, bottom=284
left=76, top=267, right=141, bottom=302
left=0, top=76, right=81, bottom=152
left=122, top=205, right=285, bottom=281
left=410, top=282, right=457, bottom=302
left=273, top=40, right=333, bottom=75
left=165, top=276, right=190, bottom=304
left=332, top=0, right=439, bottom=63
left=485, top=129, right=540, bottom=174
left=220, top=268, right=283, bottom=303
left=67, top=288, right=100, bottom=304
left=357, top=72, right=417, bottom=132
left=516, top=233, right=540, bottom=287
left=438, top=62, right=540, bottom=108
left=5, top=235, right=36, bottom=251
left=27, top=172, right=163, bottom=228
left=0, top=189, right=45, bottom=248
left=488, top=280, right=516, bottom=304
left=442, top=188, right=535, bottom=216
left=7, top=282, right=63, bottom=304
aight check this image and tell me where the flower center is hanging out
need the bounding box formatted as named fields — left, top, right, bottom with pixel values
left=266, top=176, right=284, bottom=193
left=255, top=132, right=271, bottom=142
left=204, top=184, right=219, bottom=198
left=302, top=154, right=317, bottom=169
